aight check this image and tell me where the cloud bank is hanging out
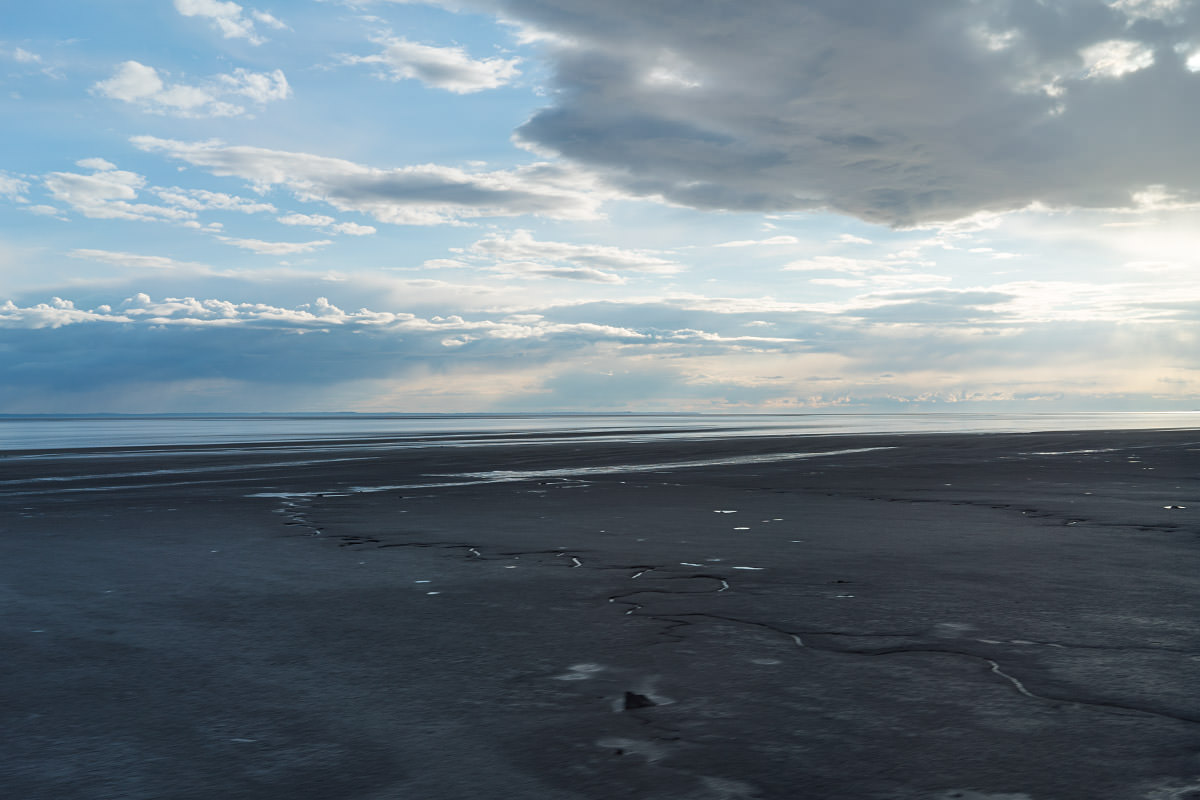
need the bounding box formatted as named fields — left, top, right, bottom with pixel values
left=6, top=279, right=1198, bottom=412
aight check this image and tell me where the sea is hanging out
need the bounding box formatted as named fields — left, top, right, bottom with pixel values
left=2, top=412, right=1199, bottom=453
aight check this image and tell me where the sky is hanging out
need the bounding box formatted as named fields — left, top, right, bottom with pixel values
left=4, top=0, right=1200, bottom=413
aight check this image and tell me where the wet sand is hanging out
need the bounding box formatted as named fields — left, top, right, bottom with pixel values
left=2, top=429, right=1199, bottom=799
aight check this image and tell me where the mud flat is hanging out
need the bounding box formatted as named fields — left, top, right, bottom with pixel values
left=2, top=428, right=1199, bottom=799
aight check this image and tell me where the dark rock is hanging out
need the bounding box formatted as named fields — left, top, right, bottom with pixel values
left=623, top=691, right=656, bottom=710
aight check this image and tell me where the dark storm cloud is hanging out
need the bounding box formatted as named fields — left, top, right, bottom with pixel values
left=464, top=0, right=1200, bottom=224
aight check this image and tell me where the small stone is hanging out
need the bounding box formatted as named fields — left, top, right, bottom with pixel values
left=623, top=691, right=656, bottom=710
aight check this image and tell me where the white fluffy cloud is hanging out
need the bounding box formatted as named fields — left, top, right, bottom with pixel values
left=0, top=298, right=125, bottom=329
left=278, top=213, right=336, bottom=227
left=132, top=135, right=614, bottom=224
left=331, top=222, right=376, bottom=235
left=222, top=67, right=292, bottom=102
left=346, top=36, right=521, bottom=93
left=35, top=159, right=277, bottom=225
left=43, top=160, right=193, bottom=222
left=94, top=61, right=178, bottom=102
left=23, top=156, right=406, bottom=233
left=92, top=61, right=290, bottom=118
left=173, top=0, right=286, bottom=45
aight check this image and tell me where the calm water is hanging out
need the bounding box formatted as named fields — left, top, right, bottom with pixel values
left=2, top=412, right=1199, bottom=452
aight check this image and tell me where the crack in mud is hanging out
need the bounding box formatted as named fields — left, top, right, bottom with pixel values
left=351, top=520, right=1200, bottom=726
left=640, top=611, right=1200, bottom=726
left=987, top=659, right=1035, bottom=698
left=259, top=489, right=1200, bottom=733
left=273, top=497, right=323, bottom=537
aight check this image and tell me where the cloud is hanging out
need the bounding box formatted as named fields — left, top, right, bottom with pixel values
left=842, top=288, right=1017, bottom=324
left=277, top=212, right=376, bottom=235
left=173, top=0, right=286, bottom=45
left=713, top=235, right=800, bottom=248
left=75, top=158, right=117, bottom=171
left=345, top=36, right=521, bottom=93
left=132, top=135, right=613, bottom=224
left=217, top=236, right=334, bottom=254
left=809, top=277, right=866, bottom=288
left=154, top=187, right=277, bottom=214
left=251, top=10, right=288, bottom=29
left=93, top=61, right=175, bottom=102
left=411, top=0, right=1200, bottom=225
left=0, top=297, right=129, bottom=329
left=1108, top=0, right=1187, bottom=23
left=1079, top=39, right=1155, bottom=78
left=835, top=234, right=872, bottom=245
left=11, top=47, right=42, bottom=64
left=219, top=67, right=292, bottom=102
left=6, top=276, right=1200, bottom=411
left=29, top=158, right=288, bottom=226
left=784, top=255, right=916, bottom=275
left=92, top=61, right=290, bottom=117
left=69, top=249, right=215, bottom=271
left=43, top=160, right=194, bottom=222
left=4, top=45, right=63, bottom=78
left=0, top=290, right=835, bottom=411
left=277, top=213, right=336, bottom=226
left=518, top=276, right=1195, bottom=350
left=0, top=291, right=835, bottom=355
left=484, top=261, right=625, bottom=283
left=329, top=221, right=377, bottom=235
left=464, top=229, right=683, bottom=279
left=0, top=172, right=30, bottom=199
left=0, top=293, right=653, bottom=399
